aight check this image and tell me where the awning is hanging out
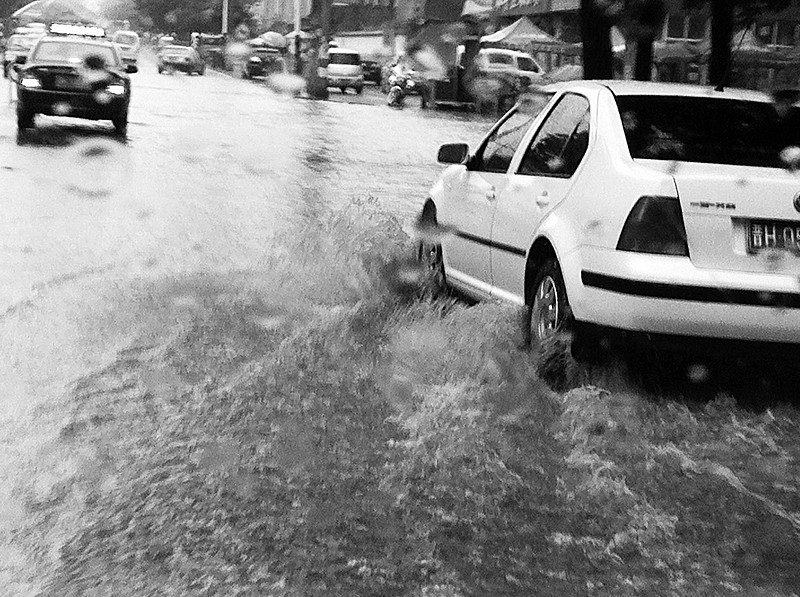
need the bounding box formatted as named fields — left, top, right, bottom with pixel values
left=12, top=0, right=105, bottom=26
left=480, top=17, right=561, bottom=45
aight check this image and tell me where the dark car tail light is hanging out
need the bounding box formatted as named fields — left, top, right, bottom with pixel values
left=616, top=196, right=689, bottom=256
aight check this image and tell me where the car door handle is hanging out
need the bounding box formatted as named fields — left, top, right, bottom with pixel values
left=486, top=188, right=496, bottom=202
left=536, top=191, right=550, bottom=207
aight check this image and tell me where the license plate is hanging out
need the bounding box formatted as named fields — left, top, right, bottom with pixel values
left=747, top=219, right=800, bottom=253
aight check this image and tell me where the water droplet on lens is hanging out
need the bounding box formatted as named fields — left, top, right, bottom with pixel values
left=53, top=102, right=71, bottom=115
left=687, top=363, right=710, bottom=383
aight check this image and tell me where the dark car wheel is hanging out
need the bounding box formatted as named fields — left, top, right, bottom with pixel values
left=112, top=112, right=128, bottom=137
left=17, top=106, right=35, bottom=130
left=355, top=86, right=363, bottom=95
left=340, top=86, right=347, bottom=94
left=417, top=241, right=447, bottom=298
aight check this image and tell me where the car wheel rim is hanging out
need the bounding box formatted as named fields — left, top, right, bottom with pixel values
left=532, top=275, right=559, bottom=342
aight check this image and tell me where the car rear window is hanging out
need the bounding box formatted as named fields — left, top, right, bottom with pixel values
left=615, top=95, right=800, bottom=168
left=329, top=53, right=360, bottom=65
left=114, top=33, right=138, bottom=46
left=33, top=41, right=117, bottom=66
left=487, top=53, right=514, bottom=65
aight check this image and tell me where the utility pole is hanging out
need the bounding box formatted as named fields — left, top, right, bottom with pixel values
left=294, top=0, right=302, bottom=33
left=222, top=0, right=229, bottom=34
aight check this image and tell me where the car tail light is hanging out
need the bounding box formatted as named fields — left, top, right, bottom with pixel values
left=616, top=196, right=689, bottom=256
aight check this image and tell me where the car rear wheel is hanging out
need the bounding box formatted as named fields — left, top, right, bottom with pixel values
left=340, top=86, right=347, bottom=94
left=355, top=86, right=363, bottom=95
left=526, top=258, right=570, bottom=348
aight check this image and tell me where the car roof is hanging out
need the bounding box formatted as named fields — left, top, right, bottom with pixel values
left=37, top=35, right=115, bottom=48
left=540, top=79, right=773, bottom=103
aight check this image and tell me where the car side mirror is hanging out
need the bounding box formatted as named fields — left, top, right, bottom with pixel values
left=15, top=55, right=27, bottom=65
left=437, top=143, right=469, bottom=165
left=125, top=64, right=138, bottom=74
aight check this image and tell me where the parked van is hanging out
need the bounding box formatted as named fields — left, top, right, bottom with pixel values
left=475, top=48, right=544, bottom=87
left=325, top=48, right=364, bottom=94
left=112, top=30, right=140, bottom=68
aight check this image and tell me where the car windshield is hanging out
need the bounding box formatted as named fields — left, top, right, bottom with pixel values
left=517, top=56, right=540, bottom=73
left=616, top=95, right=800, bottom=167
left=32, top=40, right=117, bottom=66
left=329, top=52, right=360, bottom=65
left=113, top=33, right=138, bottom=46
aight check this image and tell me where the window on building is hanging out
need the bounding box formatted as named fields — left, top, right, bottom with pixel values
left=665, top=13, right=707, bottom=40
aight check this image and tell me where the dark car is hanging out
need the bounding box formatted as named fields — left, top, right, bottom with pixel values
left=157, top=45, right=205, bottom=75
left=361, top=59, right=381, bottom=84
left=14, top=31, right=135, bottom=136
left=198, top=33, right=226, bottom=69
left=243, top=47, right=285, bottom=78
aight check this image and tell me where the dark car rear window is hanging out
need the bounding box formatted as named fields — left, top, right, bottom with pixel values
left=33, top=41, right=117, bottom=66
left=328, top=53, right=360, bottom=65
left=615, top=95, right=800, bottom=168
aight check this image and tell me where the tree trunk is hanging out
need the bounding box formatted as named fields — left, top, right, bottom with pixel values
left=709, top=0, right=733, bottom=88
left=580, top=0, right=613, bottom=79
left=634, top=38, right=654, bottom=80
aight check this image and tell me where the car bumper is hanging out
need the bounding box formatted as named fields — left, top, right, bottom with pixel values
left=18, top=88, right=128, bottom=119
left=564, top=246, right=800, bottom=344
left=160, top=61, right=196, bottom=72
left=327, top=76, right=363, bottom=87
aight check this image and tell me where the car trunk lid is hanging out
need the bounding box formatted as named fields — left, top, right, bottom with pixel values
left=642, top=160, right=800, bottom=275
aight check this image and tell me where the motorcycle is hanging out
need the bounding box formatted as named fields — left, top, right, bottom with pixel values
left=386, top=72, right=413, bottom=108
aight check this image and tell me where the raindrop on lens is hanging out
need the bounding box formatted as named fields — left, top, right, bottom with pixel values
left=687, top=363, right=710, bottom=384
left=52, top=102, right=71, bottom=116
left=779, top=146, right=800, bottom=172
left=94, top=90, right=111, bottom=105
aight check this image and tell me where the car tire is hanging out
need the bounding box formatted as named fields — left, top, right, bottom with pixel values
left=417, top=241, right=447, bottom=298
left=524, top=257, right=571, bottom=348
left=157, top=67, right=163, bottom=74
left=16, top=106, right=34, bottom=130
left=340, top=86, right=347, bottom=94
left=112, top=112, right=128, bottom=137
left=355, top=86, right=363, bottom=95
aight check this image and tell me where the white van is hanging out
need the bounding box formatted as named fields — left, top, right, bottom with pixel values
left=475, top=48, right=544, bottom=87
left=325, top=48, right=364, bottom=94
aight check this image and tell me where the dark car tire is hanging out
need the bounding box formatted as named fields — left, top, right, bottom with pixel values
left=339, top=86, right=347, bottom=94
left=112, top=112, right=128, bottom=137
left=17, top=106, right=35, bottom=130
left=157, top=67, right=163, bottom=74
left=417, top=241, right=448, bottom=298
left=355, top=86, right=363, bottom=95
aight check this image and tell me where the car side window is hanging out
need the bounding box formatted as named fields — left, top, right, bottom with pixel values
left=474, top=110, right=533, bottom=174
left=517, top=93, right=591, bottom=177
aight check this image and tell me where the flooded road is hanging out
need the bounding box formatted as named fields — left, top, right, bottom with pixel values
left=0, top=55, right=489, bottom=312
left=3, top=52, right=800, bottom=597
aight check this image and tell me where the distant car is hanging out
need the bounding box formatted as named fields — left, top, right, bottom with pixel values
left=157, top=45, right=205, bottom=75
left=157, top=35, right=175, bottom=49
left=475, top=48, right=544, bottom=88
left=361, top=59, right=381, bottom=84
left=3, top=33, right=40, bottom=78
left=198, top=33, right=226, bottom=69
left=325, top=48, right=363, bottom=94
left=111, top=30, right=140, bottom=69
left=421, top=80, right=800, bottom=358
left=14, top=27, right=135, bottom=136
left=243, top=46, right=285, bottom=78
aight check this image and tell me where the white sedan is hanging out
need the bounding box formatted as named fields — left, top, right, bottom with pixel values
left=419, top=80, right=800, bottom=356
